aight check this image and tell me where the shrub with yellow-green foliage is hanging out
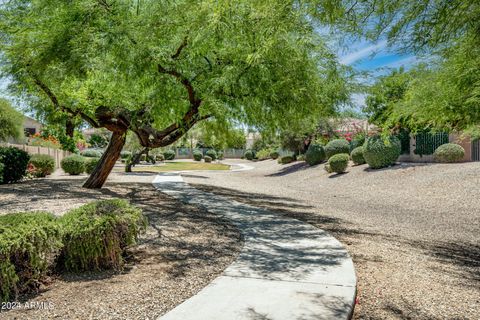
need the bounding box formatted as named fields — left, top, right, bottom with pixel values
left=58, top=199, right=147, bottom=272
left=0, top=212, right=62, bottom=302
left=256, top=148, right=271, bottom=160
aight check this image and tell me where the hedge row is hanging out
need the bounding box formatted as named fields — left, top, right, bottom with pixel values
left=0, top=199, right=146, bottom=302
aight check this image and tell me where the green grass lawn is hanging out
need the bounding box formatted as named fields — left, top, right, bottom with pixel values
left=131, top=161, right=230, bottom=172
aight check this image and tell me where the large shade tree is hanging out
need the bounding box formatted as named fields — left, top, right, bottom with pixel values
left=0, top=0, right=350, bottom=188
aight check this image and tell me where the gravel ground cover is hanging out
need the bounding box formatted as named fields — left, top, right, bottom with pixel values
left=184, top=159, right=480, bottom=320
left=0, top=171, right=242, bottom=319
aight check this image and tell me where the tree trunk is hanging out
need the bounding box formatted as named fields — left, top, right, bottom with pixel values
left=65, top=119, right=75, bottom=137
left=83, top=131, right=126, bottom=189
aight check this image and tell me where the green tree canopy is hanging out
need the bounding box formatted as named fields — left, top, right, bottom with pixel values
left=0, top=0, right=350, bottom=187
left=0, top=98, right=23, bottom=141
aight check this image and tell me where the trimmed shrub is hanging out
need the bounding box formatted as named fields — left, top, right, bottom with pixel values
left=120, top=151, right=132, bottom=159
left=256, top=149, right=271, bottom=160
left=155, top=154, right=165, bottom=161
left=324, top=139, right=350, bottom=159
left=61, top=155, right=85, bottom=175
left=328, top=153, right=349, bottom=173
left=0, top=212, right=62, bottom=302
left=29, top=154, right=55, bottom=177
left=244, top=149, right=255, bottom=160
left=297, top=154, right=306, bottom=161
left=80, top=149, right=102, bottom=158
left=350, top=134, right=366, bottom=152
left=204, top=155, right=212, bottom=163
left=59, top=199, right=147, bottom=272
left=205, top=149, right=217, bottom=161
left=350, top=146, right=366, bottom=165
left=433, top=143, right=465, bottom=163
left=193, top=150, right=203, bottom=161
left=305, top=144, right=326, bottom=166
left=363, top=135, right=401, bottom=169
left=217, top=151, right=224, bottom=160
left=84, top=157, right=100, bottom=174
left=269, top=151, right=279, bottom=159
left=163, top=149, right=176, bottom=160
left=324, top=163, right=333, bottom=173
left=0, top=147, right=30, bottom=184
left=278, top=155, right=295, bottom=164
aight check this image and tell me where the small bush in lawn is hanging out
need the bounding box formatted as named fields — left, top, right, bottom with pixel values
left=269, top=151, right=279, bottom=159
left=120, top=151, right=132, bottom=159
left=80, top=149, right=102, bottom=158
left=328, top=153, right=349, bottom=173
left=305, top=144, right=326, bottom=166
left=155, top=154, right=165, bottom=161
left=59, top=199, right=147, bottom=272
left=363, top=135, right=401, bottom=169
left=0, top=147, right=30, bottom=184
left=256, top=149, right=271, bottom=160
left=350, top=146, right=366, bottom=165
left=204, top=155, right=212, bottom=163
left=278, top=155, right=295, bottom=164
left=84, top=157, right=100, bottom=174
left=29, top=154, right=55, bottom=177
left=193, top=150, right=203, bottom=161
left=244, top=149, right=255, bottom=160
left=205, top=149, right=217, bottom=161
left=163, top=149, right=176, bottom=160
left=324, top=139, right=350, bottom=159
left=433, top=143, right=465, bottom=163
left=0, top=212, right=62, bottom=302
left=61, top=155, right=85, bottom=175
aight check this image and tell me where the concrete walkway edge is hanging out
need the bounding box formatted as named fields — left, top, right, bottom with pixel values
left=154, top=173, right=357, bottom=320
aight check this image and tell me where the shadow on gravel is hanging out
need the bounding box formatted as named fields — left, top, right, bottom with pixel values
left=409, top=240, right=480, bottom=283
left=265, top=162, right=312, bottom=177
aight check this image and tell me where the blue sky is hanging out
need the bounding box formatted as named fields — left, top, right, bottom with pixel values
left=334, top=38, right=418, bottom=110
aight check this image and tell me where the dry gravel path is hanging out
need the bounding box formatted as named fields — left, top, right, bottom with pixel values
left=183, top=159, right=480, bottom=320
left=0, top=171, right=242, bottom=320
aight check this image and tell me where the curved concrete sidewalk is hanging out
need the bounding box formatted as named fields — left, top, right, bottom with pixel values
left=153, top=173, right=356, bottom=320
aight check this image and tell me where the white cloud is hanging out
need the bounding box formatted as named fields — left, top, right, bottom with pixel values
left=339, top=40, right=388, bottom=65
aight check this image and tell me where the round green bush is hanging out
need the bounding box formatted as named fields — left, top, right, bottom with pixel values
left=324, top=139, right=350, bottom=159
left=120, top=151, right=132, bottom=159
left=328, top=153, right=349, bottom=173
left=305, top=144, right=326, bottom=166
left=244, top=150, right=255, bottom=160
left=256, top=148, right=271, bottom=160
left=433, top=143, right=465, bottom=163
left=269, top=151, right=279, bottom=159
left=205, top=149, right=217, bottom=161
left=59, top=199, right=147, bottom=272
left=155, top=154, right=165, bottom=161
left=363, top=135, right=401, bottom=169
left=278, top=155, right=295, bottom=164
left=0, top=212, right=62, bottom=302
left=193, top=150, right=203, bottom=161
left=204, top=155, right=212, bottom=163
left=350, top=146, right=366, bottom=165
left=84, top=157, right=100, bottom=174
left=61, top=155, right=85, bottom=175
left=324, top=163, right=333, bottom=173
left=29, top=154, right=55, bottom=177
left=80, top=149, right=102, bottom=158
left=163, top=149, right=176, bottom=160
left=0, top=146, right=30, bottom=184
left=297, top=154, right=306, bottom=161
